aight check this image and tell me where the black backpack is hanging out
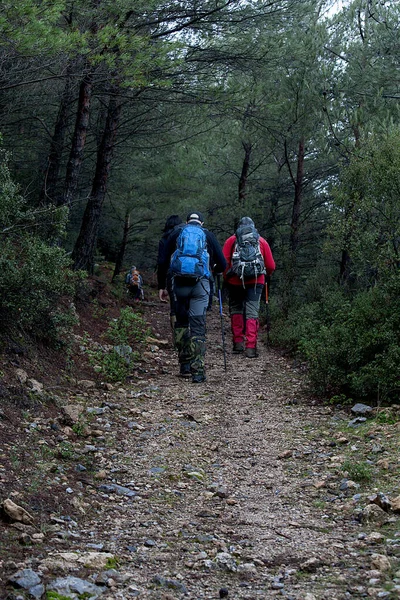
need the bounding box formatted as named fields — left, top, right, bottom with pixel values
left=230, top=223, right=266, bottom=283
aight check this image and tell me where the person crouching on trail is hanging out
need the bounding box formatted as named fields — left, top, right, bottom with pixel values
left=125, top=266, right=144, bottom=301
left=158, top=211, right=226, bottom=383
left=223, top=217, right=275, bottom=358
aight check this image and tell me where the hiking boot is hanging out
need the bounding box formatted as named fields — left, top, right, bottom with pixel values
left=192, top=373, right=206, bottom=384
left=179, top=363, right=192, bottom=378
left=232, top=342, right=244, bottom=354
left=244, top=347, right=258, bottom=358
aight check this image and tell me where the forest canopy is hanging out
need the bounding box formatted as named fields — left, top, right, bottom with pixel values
left=0, top=0, right=399, bottom=402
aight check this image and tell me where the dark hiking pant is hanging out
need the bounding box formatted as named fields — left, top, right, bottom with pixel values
left=173, top=277, right=210, bottom=376
left=128, top=285, right=142, bottom=300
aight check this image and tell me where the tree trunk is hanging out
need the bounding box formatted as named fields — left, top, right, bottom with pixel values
left=339, top=248, right=351, bottom=282
left=39, top=70, right=73, bottom=206
left=112, top=210, right=131, bottom=282
left=72, top=88, right=121, bottom=272
left=61, top=73, right=92, bottom=208
left=282, top=137, right=305, bottom=315
left=289, top=137, right=305, bottom=256
left=238, top=141, right=252, bottom=209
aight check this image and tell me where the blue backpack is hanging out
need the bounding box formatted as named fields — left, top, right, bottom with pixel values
left=170, top=224, right=210, bottom=279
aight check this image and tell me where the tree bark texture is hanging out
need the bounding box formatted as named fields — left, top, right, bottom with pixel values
left=289, top=137, right=305, bottom=256
left=39, top=71, right=73, bottom=206
left=238, top=141, right=252, bottom=208
left=62, top=73, right=92, bottom=208
left=112, top=210, right=131, bottom=282
left=281, top=137, right=305, bottom=316
left=339, top=248, right=352, bottom=282
left=72, top=89, right=121, bottom=272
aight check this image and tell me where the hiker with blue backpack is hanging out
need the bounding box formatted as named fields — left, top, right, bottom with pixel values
left=158, top=212, right=226, bottom=383
left=223, top=217, right=275, bottom=358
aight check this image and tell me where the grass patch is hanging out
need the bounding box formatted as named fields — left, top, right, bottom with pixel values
left=105, top=556, right=119, bottom=569
left=57, top=441, right=77, bottom=460
left=46, top=592, right=72, bottom=600
left=342, top=459, right=373, bottom=482
left=72, top=421, right=87, bottom=437
left=374, top=408, right=400, bottom=425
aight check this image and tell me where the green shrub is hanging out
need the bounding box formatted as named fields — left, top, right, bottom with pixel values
left=0, top=150, right=78, bottom=344
left=375, top=408, right=400, bottom=425
left=274, top=275, right=400, bottom=402
left=106, top=307, right=150, bottom=346
left=270, top=286, right=348, bottom=354
left=46, top=591, right=72, bottom=600
left=342, top=459, right=373, bottom=482
left=86, top=307, right=150, bottom=381
left=273, top=132, right=400, bottom=403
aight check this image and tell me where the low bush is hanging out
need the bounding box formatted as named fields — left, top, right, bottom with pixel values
left=272, top=276, right=400, bottom=403
left=0, top=150, right=78, bottom=344
left=86, top=307, right=150, bottom=382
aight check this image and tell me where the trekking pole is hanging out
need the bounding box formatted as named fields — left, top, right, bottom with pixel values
left=265, top=275, right=271, bottom=347
left=217, top=274, right=227, bottom=371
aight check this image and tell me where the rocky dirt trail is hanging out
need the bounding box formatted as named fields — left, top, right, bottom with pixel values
left=1, top=292, right=400, bottom=600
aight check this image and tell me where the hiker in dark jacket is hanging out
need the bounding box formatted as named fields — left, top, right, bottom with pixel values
left=157, top=215, right=183, bottom=335
left=158, top=211, right=226, bottom=383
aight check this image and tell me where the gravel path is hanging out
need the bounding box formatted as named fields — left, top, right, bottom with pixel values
left=2, top=299, right=399, bottom=599
left=75, top=304, right=375, bottom=599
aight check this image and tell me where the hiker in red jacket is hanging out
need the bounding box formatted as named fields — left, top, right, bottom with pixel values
left=223, top=217, right=275, bottom=358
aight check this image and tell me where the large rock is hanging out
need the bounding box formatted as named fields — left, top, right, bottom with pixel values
left=27, top=379, right=43, bottom=394
left=8, top=568, right=44, bottom=599
left=391, top=496, right=400, bottom=513
left=368, top=492, right=391, bottom=512
left=78, top=379, right=97, bottom=389
left=300, top=557, right=322, bottom=572
left=370, top=553, right=391, bottom=572
left=360, top=504, right=390, bottom=526
left=42, top=551, right=115, bottom=572
left=348, top=417, right=367, bottom=427
left=2, top=498, right=34, bottom=525
left=62, top=404, right=84, bottom=425
left=366, top=532, right=385, bottom=544
left=15, top=369, right=28, bottom=384
left=151, top=575, right=188, bottom=594
left=215, top=552, right=237, bottom=572
left=351, top=403, right=373, bottom=416
left=98, top=484, right=136, bottom=497
left=47, top=576, right=104, bottom=599
left=42, top=552, right=83, bottom=572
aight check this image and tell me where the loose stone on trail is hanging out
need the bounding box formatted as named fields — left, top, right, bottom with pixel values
left=351, top=403, right=373, bottom=416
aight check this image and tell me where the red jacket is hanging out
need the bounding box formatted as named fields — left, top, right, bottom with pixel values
left=222, top=234, right=275, bottom=286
